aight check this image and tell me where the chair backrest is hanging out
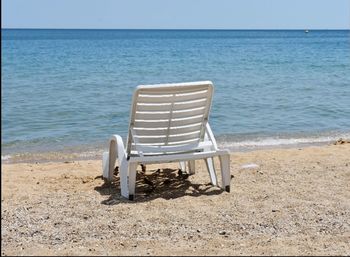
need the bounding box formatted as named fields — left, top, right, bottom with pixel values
left=126, top=81, right=215, bottom=157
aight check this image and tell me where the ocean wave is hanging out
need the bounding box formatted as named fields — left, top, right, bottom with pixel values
left=217, top=132, right=350, bottom=150
left=1, top=155, right=12, bottom=161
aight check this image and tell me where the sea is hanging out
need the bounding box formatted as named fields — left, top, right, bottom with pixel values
left=2, top=29, right=350, bottom=162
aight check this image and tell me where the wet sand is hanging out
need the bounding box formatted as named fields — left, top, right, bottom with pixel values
left=1, top=143, right=350, bottom=256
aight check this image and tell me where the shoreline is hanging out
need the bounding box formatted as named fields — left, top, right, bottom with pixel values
left=2, top=143, right=350, bottom=255
left=2, top=136, right=349, bottom=164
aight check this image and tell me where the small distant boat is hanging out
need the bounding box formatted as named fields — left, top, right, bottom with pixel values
left=304, top=30, right=309, bottom=33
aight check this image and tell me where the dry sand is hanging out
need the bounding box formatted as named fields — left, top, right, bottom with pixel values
left=1, top=143, right=350, bottom=256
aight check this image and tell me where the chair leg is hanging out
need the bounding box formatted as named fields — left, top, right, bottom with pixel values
left=102, top=141, right=117, bottom=181
left=120, top=161, right=129, bottom=199
left=179, top=161, right=187, bottom=172
left=108, top=140, right=118, bottom=179
left=103, top=134, right=131, bottom=197
left=103, top=135, right=126, bottom=181
left=128, top=163, right=138, bottom=200
left=120, top=161, right=138, bottom=200
left=205, top=158, right=218, bottom=186
left=188, top=160, right=196, bottom=175
left=102, top=152, right=110, bottom=180
left=219, top=154, right=231, bottom=192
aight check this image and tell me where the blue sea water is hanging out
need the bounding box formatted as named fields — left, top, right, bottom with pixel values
left=2, top=29, right=350, bottom=159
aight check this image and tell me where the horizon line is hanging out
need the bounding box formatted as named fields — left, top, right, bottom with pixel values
left=2, top=28, right=350, bottom=30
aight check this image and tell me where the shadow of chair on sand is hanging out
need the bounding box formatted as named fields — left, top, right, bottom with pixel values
left=94, top=166, right=227, bottom=205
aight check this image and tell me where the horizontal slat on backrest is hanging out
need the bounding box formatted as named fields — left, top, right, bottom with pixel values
left=134, top=120, right=169, bottom=128
left=135, top=111, right=171, bottom=120
left=138, top=95, right=174, bottom=103
left=134, top=136, right=166, bottom=144
left=170, top=115, right=204, bottom=127
left=135, top=107, right=206, bottom=120
left=134, top=115, right=204, bottom=128
left=167, top=138, right=199, bottom=145
left=172, top=107, right=205, bottom=119
left=138, top=93, right=208, bottom=105
left=173, top=99, right=207, bottom=111
left=133, top=123, right=202, bottom=136
left=174, top=90, right=208, bottom=102
left=133, top=128, right=168, bottom=136
left=135, top=131, right=201, bottom=144
left=169, top=123, right=202, bottom=134
left=136, top=103, right=171, bottom=112
left=137, top=86, right=207, bottom=102
left=137, top=84, right=210, bottom=95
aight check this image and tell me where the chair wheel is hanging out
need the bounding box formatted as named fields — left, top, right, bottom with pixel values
left=129, top=194, right=134, bottom=201
left=225, top=186, right=230, bottom=192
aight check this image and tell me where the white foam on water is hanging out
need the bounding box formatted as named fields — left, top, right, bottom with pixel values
left=218, top=132, right=350, bottom=150
left=1, top=155, right=12, bottom=161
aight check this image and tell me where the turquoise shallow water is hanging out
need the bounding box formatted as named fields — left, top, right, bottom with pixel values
left=2, top=29, right=350, bottom=158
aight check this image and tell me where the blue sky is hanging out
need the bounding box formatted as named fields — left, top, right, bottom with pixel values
left=2, top=0, right=350, bottom=29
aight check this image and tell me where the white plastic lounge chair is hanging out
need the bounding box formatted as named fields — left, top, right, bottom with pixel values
left=102, top=81, right=231, bottom=200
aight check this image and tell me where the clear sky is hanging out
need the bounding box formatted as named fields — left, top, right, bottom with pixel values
left=2, top=0, right=350, bottom=29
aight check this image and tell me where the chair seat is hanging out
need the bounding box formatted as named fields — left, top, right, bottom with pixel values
left=129, top=149, right=229, bottom=164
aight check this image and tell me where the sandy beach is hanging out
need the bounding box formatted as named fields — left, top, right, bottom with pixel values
left=1, top=143, right=350, bottom=256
